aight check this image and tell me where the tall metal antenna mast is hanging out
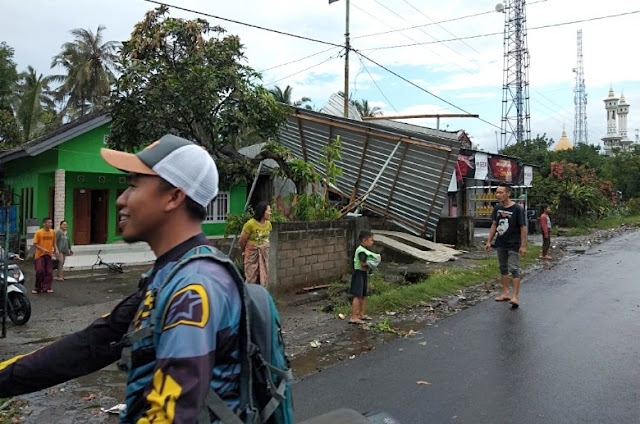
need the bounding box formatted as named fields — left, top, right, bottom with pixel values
left=573, top=29, right=588, bottom=144
left=499, top=0, right=531, bottom=149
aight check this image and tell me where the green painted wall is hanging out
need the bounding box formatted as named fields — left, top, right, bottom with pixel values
left=3, top=120, right=245, bottom=243
left=58, top=125, right=118, bottom=173
left=4, top=149, right=58, bottom=176
left=202, top=184, right=247, bottom=236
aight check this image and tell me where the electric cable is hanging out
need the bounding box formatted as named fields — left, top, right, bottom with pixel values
left=356, top=56, right=398, bottom=112
left=258, top=47, right=340, bottom=73
left=365, top=8, right=640, bottom=51
left=399, top=0, right=481, bottom=55
left=264, top=51, right=342, bottom=86
left=142, top=0, right=344, bottom=48
left=354, top=49, right=501, bottom=130
left=354, top=0, right=548, bottom=40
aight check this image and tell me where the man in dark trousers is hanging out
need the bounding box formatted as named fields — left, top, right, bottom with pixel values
left=485, top=183, right=527, bottom=308
left=0, top=135, right=243, bottom=422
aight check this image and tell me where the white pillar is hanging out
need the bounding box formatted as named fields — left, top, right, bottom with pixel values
left=54, top=169, right=66, bottom=225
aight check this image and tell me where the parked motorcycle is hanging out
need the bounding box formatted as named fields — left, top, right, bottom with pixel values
left=0, top=254, right=31, bottom=325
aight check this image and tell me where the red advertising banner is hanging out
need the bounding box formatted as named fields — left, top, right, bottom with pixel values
left=455, top=150, right=526, bottom=186
left=488, top=157, right=521, bottom=184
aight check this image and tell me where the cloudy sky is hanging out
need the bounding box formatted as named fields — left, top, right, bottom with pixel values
left=2, top=0, right=639, bottom=152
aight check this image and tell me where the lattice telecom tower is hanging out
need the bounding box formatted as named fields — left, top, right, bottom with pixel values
left=500, top=0, right=531, bottom=149
left=573, top=29, right=588, bottom=144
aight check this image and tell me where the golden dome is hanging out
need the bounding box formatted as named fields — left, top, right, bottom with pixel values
left=554, top=127, right=573, bottom=151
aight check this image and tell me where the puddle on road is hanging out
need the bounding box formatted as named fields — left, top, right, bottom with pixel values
left=291, top=319, right=425, bottom=379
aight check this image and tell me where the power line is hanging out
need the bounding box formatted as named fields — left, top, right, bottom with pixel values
left=142, top=0, right=344, bottom=48
left=399, top=0, right=481, bottom=55
left=351, top=2, right=448, bottom=63
left=354, top=49, right=501, bottom=130
left=357, top=56, right=398, bottom=112
left=258, top=47, right=340, bottom=73
left=352, top=1, right=477, bottom=76
left=365, top=8, right=640, bottom=51
left=354, top=0, right=548, bottom=40
left=264, top=51, right=341, bottom=86
left=354, top=9, right=495, bottom=40
left=370, top=0, right=476, bottom=63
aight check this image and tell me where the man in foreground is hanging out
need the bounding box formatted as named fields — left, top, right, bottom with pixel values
left=485, top=183, right=527, bottom=308
left=0, top=134, right=242, bottom=422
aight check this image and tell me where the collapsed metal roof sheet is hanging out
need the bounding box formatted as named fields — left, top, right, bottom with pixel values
left=277, top=108, right=460, bottom=237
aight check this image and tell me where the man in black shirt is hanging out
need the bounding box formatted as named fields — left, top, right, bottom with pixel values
left=485, top=183, right=527, bottom=308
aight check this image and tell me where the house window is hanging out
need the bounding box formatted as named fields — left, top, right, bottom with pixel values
left=205, top=192, right=230, bottom=223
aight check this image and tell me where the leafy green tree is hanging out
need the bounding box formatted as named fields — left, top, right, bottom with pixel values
left=14, top=66, right=57, bottom=141
left=109, top=6, right=287, bottom=186
left=353, top=99, right=382, bottom=118
left=499, top=134, right=552, bottom=172
left=51, top=25, right=119, bottom=116
left=603, top=145, right=640, bottom=199
left=0, top=42, right=20, bottom=147
left=269, top=85, right=312, bottom=108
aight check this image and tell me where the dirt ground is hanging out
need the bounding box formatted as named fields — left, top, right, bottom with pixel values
left=0, top=224, right=636, bottom=422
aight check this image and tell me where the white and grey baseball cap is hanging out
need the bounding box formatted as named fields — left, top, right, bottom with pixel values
left=100, top=134, right=219, bottom=209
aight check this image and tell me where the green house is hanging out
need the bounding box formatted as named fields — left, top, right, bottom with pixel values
left=0, top=112, right=246, bottom=246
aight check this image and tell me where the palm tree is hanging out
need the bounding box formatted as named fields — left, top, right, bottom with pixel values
left=353, top=99, right=383, bottom=118
left=51, top=25, right=119, bottom=117
left=269, top=85, right=312, bottom=108
left=14, top=66, right=56, bottom=141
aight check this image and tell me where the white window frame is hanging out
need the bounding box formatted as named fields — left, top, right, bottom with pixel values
left=205, top=191, right=230, bottom=223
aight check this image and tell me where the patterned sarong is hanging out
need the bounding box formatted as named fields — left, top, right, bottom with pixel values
left=244, top=242, right=270, bottom=286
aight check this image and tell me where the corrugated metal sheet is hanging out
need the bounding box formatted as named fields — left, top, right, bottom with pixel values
left=319, top=93, right=362, bottom=121
left=277, top=108, right=460, bottom=237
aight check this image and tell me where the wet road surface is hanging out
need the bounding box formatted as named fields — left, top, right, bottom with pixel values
left=292, top=230, right=640, bottom=423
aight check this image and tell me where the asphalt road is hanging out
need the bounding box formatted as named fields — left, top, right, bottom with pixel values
left=292, top=230, right=640, bottom=424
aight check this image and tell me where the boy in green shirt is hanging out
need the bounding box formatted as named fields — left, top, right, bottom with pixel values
left=349, top=230, right=381, bottom=324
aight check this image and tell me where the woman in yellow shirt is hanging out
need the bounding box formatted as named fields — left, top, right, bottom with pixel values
left=238, top=201, right=272, bottom=286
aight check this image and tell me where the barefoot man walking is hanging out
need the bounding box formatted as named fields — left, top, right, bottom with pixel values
left=485, top=183, right=527, bottom=308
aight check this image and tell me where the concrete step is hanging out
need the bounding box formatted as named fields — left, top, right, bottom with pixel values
left=65, top=242, right=155, bottom=270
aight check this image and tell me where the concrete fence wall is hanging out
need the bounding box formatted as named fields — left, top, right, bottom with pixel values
left=214, top=217, right=369, bottom=293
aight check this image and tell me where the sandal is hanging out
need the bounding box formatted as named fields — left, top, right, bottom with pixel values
left=349, top=319, right=365, bottom=324
left=359, top=315, right=373, bottom=321
left=31, top=289, right=38, bottom=294
left=46, top=289, right=54, bottom=293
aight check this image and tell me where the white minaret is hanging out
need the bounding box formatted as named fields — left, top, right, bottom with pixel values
left=618, top=91, right=630, bottom=140
left=602, top=86, right=623, bottom=155
left=605, top=86, right=619, bottom=136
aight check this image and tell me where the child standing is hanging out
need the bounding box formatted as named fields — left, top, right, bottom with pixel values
left=540, top=203, right=552, bottom=260
left=349, top=230, right=381, bottom=324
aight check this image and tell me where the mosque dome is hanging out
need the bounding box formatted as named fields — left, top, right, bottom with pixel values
left=554, top=127, right=573, bottom=151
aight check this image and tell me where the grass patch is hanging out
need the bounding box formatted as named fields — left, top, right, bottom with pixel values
left=333, top=245, right=541, bottom=316
left=592, top=214, right=640, bottom=229
left=562, top=227, right=591, bottom=237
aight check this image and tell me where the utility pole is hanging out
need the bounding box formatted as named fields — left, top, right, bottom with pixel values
left=573, top=29, right=588, bottom=144
left=343, top=0, right=351, bottom=118
left=498, top=0, right=531, bottom=149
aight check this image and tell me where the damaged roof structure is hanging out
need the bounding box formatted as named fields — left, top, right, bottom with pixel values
left=276, top=106, right=461, bottom=238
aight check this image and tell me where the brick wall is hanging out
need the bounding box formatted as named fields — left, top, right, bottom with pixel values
left=270, top=220, right=352, bottom=292
left=213, top=217, right=369, bottom=294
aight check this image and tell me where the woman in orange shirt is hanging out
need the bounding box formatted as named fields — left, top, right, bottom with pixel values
left=33, top=217, right=58, bottom=293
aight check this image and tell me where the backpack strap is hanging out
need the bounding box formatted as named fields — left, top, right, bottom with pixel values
left=260, top=364, right=293, bottom=422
